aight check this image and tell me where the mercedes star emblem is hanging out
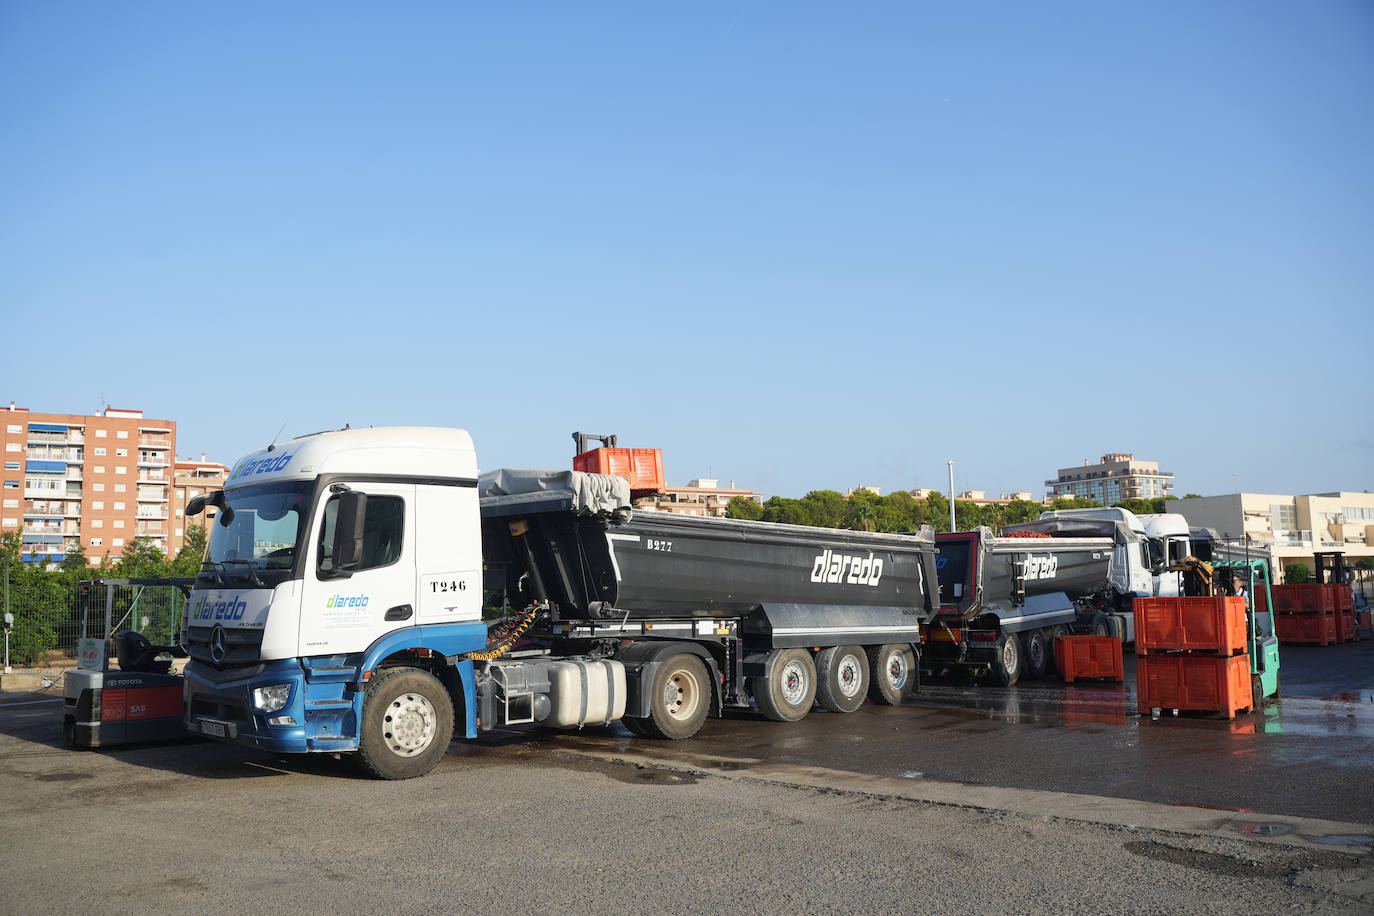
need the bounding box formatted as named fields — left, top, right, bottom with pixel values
left=209, top=625, right=228, bottom=664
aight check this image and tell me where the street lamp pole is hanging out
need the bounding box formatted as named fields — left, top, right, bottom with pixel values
left=947, top=460, right=957, bottom=532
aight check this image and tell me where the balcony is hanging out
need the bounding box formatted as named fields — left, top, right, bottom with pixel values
left=24, top=486, right=63, bottom=499
left=137, top=506, right=169, bottom=520
left=137, top=457, right=170, bottom=468
left=137, top=490, right=165, bottom=502
left=25, top=430, right=66, bottom=444
left=138, top=437, right=172, bottom=449
left=138, top=471, right=168, bottom=483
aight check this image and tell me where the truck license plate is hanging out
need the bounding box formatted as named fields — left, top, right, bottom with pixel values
left=199, top=719, right=229, bottom=738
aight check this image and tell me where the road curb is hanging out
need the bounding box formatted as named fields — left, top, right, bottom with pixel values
left=556, top=745, right=1374, bottom=856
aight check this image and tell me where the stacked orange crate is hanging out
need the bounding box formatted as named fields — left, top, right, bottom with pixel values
left=1133, top=596, right=1253, bottom=718
left=1054, top=634, right=1123, bottom=683
left=1334, top=584, right=1357, bottom=643
left=1272, top=584, right=1337, bottom=646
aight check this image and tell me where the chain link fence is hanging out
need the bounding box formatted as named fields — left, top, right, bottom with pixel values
left=3, top=578, right=191, bottom=668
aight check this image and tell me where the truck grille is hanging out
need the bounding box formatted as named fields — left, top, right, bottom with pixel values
left=187, top=625, right=265, bottom=667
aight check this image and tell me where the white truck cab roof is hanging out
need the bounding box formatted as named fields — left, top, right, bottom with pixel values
left=224, top=426, right=478, bottom=488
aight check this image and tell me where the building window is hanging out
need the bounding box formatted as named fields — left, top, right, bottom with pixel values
left=176, top=489, right=185, bottom=498
left=93, top=501, right=104, bottom=510
left=117, top=430, right=128, bottom=439
left=5, top=443, right=19, bottom=452
left=113, top=520, right=124, bottom=529
left=112, top=538, right=124, bottom=547
left=3, top=481, right=16, bottom=489
left=93, top=483, right=104, bottom=492
left=114, top=501, right=126, bottom=510
left=95, top=430, right=107, bottom=438
left=115, top=448, right=127, bottom=457
left=94, top=465, right=105, bottom=474
left=116, top=466, right=127, bottom=475
left=92, top=520, right=103, bottom=529
left=5, top=425, right=20, bottom=434
left=3, top=462, right=17, bottom=470
left=90, top=538, right=102, bottom=546
left=1, top=518, right=15, bottom=527
left=175, top=527, right=183, bottom=536
left=1, top=499, right=15, bottom=509
left=94, top=447, right=106, bottom=456
left=114, top=484, right=126, bottom=493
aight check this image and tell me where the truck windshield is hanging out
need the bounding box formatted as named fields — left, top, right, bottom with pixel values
left=200, top=482, right=312, bottom=585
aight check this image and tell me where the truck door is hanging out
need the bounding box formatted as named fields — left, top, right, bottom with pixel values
left=298, top=483, right=417, bottom=656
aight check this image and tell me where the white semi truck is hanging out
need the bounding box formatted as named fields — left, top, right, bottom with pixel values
left=181, top=427, right=940, bottom=779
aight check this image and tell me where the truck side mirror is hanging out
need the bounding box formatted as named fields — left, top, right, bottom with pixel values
left=332, top=491, right=368, bottom=571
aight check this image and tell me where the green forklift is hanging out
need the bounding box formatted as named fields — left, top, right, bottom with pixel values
left=1174, top=557, right=1281, bottom=705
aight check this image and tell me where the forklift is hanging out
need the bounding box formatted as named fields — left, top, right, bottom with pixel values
left=1171, top=557, right=1281, bottom=705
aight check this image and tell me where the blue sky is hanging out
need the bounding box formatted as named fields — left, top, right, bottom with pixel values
left=3, top=2, right=1371, bottom=499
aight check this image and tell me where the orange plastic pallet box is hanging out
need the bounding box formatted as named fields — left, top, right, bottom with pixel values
left=572, top=447, right=665, bottom=496
left=1275, top=612, right=1336, bottom=646
left=1054, top=634, right=1124, bottom=683
left=1338, top=611, right=1356, bottom=643
left=1133, top=596, right=1247, bottom=656
left=1136, top=653, right=1253, bottom=719
left=1336, top=585, right=1354, bottom=613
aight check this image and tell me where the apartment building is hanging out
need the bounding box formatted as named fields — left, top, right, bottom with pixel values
left=1165, top=491, right=1374, bottom=579
left=636, top=478, right=763, bottom=518
left=1046, top=453, right=1174, bottom=503
left=169, top=456, right=231, bottom=557
left=1, top=404, right=177, bottom=564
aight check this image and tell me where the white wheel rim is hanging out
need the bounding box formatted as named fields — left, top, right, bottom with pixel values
left=383, top=692, right=438, bottom=757
left=780, top=659, right=809, bottom=706
left=1002, top=640, right=1017, bottom=671
left=663, top=667, right=700, bottom=722
left=837, top=654, right=863, bottom=699
left=886, top=650, right=909, bottom=690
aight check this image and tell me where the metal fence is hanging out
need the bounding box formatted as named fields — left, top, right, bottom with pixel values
left=3, top=578, right=192, bottom=668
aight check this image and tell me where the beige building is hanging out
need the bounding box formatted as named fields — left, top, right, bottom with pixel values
left=911, top=489, right=1045, bottom=506
left=1166, top=491, right=1374, bottom=579
left=1046, top=453, right=1174, bottom=503
left=636, top=478, right=763, bottom=518
left=170, top=456, right=230, bottom=557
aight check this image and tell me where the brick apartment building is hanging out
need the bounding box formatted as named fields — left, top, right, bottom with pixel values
left=1, top=403, right=226, bottom=565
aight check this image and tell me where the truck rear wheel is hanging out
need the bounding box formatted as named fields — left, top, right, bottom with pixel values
left=1020, top=629, right=1049, bottom=679
left=355, top=667, right=454, bottom=780
left=815, top=645, right=869, bottom=713
left=639, top=653, right=710, bottom=740
left=991, top=634, right=1021, bottom=687
left=753, top=648, right=816, bottom=722
left=866, top=643, right=915, bottom=705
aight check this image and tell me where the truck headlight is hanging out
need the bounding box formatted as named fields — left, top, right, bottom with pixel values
left=252, top=684, right=292, bottom=713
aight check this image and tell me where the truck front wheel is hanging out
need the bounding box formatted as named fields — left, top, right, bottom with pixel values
left=637, top=653, right=710, bottom=740
left=815, top=645, right=869, bottom=713
left=866, top=643, right=915, bottom=705
left=753, top=648, right=817, bottom=722
left=355, top=667, right=454, bottom=780
left=991, top=634, right=1021, bottom=687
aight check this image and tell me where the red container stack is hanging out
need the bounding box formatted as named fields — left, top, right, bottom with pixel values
left=1271, top=583, right=1339, bottom=646
left=1133, top=596, right=1254, bottom=718
left=1054, top=635, right=1124, bottom=683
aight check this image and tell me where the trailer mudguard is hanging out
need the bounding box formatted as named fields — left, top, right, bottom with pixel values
left=743, top=603, right=922, bottom=648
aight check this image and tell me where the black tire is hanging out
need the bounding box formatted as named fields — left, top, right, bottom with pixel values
left=1088, top=611, right=1110, bottom=638
left=752, top=648, right=817, bottom=722
left=867, top=643, right=916, bottom=705
left=638, top=653, right=711, bottom=740
left=991, top=633, right=1021, bottom=687
left=815, top=645, right=869, bottom=713
left=1020, top=629, right=1049, bottom=679
left=1251, top=674, right=1264, bottom=708
left=1044, top=625, right=1068, bottom=672
left=355, top=667, right=454, bottom=780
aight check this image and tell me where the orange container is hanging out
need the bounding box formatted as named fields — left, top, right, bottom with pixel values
left=1275, top=612, right=1336, bottom=646
left=1055, top=634, right=1124, bottom=683
left=1133, top=596, right=1247, bottom=656
left=1136, top=653, right=1253, bottom=718
left=573, top=447, right=665, bottom=495
left=1338, top=611, right=1356, bottom=643
left=1333, top=585, right=1354, bottom=613
left=1271, top=585, right=1301, bottom=613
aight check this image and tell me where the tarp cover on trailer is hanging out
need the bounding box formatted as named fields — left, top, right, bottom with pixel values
left=1002, top=517, right=1135, bottom=544
left=478, top=469, right=632, bottom=522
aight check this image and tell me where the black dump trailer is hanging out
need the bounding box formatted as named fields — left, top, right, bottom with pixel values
left=922, top=527, right=1122, bottom=686
left=477, top=470, right=939, bottom=736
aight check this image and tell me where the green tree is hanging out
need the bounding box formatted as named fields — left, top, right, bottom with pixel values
left=59, top=544, right=88, bottom=573
left=1002, top=500, right=1045, bottom=527
left=115, top=537, right=169, bottom=579
left=1051, top=497, right=1103, bottom=510
left=1356, top=558, right=1374, bottom=571
left=1181, top=493, right=1203, bottom=499
left=1284, top=562, right=1311, bottom=585
left=724, top=496, right=763, bottom=521
left=170, top=524, right=209, bottom=576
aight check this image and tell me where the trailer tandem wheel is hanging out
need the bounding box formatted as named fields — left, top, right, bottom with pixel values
left=866, top=643, right=915, bottom=705
left=990, top=634, right=1021, bottom=687
left=753, top=648, right=817, bottom=722
left=1020, top=629, right=1049, bottom=679
left=815, top=645, right=869, bottom=713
